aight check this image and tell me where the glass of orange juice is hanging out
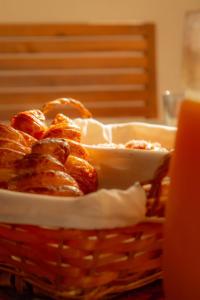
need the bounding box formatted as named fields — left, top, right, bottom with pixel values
left=164, top=10, right=200, bottom=300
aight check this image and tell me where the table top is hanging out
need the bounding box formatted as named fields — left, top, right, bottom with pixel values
left=0, top=280, right=164, bottom=300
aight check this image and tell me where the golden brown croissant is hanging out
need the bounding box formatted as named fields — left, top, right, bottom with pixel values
left=0, top=123, right=28, bottom=146
left=31, top=138, right=70, bottom=164
left=43, top=123, right=81, bottom=142
left=8, top=148, right=84, bottom=196
left=0, top=138, right=30, bottom=154
left=0, top=124, right=31, bottom=187
left=32, top=137, right=88, bottom=163
left=8, top=170, right=80, bottom=192
left=15, top=153, right=66, bottom=175
left=51, top=113, right=73, bottom=126
left=65, top=139, right=89, bottom=160
left=0, top=148, right=25, bottom=168
left=11, top=110, right=47, bottom=139
left=42, top=98, right=92, bottom=119
left=21, top=185, right=83, bottom=196
left=0, top=147, right=25, bottom=188
left=19, top=131, right=37, bottom=148
left=65, top=155, right=98, bottom=194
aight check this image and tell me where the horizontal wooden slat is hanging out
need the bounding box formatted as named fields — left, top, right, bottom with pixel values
left=0, top=38, right=148, bottom=53
left=0, top=23, right=154, bottom=37
left=0, top=91, right=148, bottom=120
left=0, top=108, right=148, bottom=121
left=58, top=106, right=147, bottom=118
left=0, top=71, right=149, bottom=87
left=0, top=53, right=148, bottom=70
left=0, top=103, right=147, bottom=120
left=0, top=88, right=148, bottom=104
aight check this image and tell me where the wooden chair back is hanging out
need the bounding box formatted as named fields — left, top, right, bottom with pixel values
left=0, top=23, right=157, bottom=120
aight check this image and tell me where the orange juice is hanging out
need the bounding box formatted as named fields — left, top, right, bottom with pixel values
left=164, top=98, right=200, bottom=299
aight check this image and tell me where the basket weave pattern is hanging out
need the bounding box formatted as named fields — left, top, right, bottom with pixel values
left=0, top=155, right=170, bottom=299
left=0, top=222, right=163, bottom=299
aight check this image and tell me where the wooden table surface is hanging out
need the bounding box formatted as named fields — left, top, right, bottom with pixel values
left=0, top=280, right=164, bottom=300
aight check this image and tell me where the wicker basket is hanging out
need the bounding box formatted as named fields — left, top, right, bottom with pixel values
left=0, top=154, right=170, bottom=300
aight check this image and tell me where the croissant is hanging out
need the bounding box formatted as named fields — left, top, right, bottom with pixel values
left=0, top=147, right=25, bottom=188
left=42, top=98, right=92, bottom=119
left=20, top=185, right=83, bottom=197
left=43, top=123, right=81, bottom=142
left=31, top=138, right=70, bottom=164
left=0, top=123, right=28, bottom=146
left=19, top=131, right=37, bottom=148
left=8, top=148, right=84, bottom=196
left=51, top=113, right=74, bottom=126
left=65, top=139, right=89, bottom=160
left=0, top=148, right=24, bottom=168
left=0, top=138, right=30, bottom=154
left=65, top=155, right=98, bottom=194
left=8, top=170, right=80, bottom=193
left=0, top=124, right=31, bottom=187
left=32, top=137, right=88, bottom=163
left=11, top=110, right=47, bottom=139
left=15, top=153, right=66, bottom=175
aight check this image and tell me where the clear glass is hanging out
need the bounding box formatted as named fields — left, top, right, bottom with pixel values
left=162, top=90, right=184, bottom=126
left=164, top=10, right=200, bottom=300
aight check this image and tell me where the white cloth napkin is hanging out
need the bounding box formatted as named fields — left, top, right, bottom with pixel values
left=75, top=118, right=176, bottom=149
left=0, top=184, right=146, bottom=229
left=75, top=119, right=176, bottom=189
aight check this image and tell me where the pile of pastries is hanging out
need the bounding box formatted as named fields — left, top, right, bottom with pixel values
left=0, top=98, right=98, bottom=197
left=97, top=140, right=167, bottom=151
left=0, top=97, right=168, bottom=197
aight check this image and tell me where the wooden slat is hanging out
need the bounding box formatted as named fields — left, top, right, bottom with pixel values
left=69, top=106, right=147, bottom=118
left=0, top=53, right=148, bottom=70
left=0, top=38, right=148, bottom=53
left=0, top=71, right=149, bottom=87
left=0, top=23, right=154, bottom=37
left=0, top=103, right=147, bottom=120
left=0, top=88, right=148, bottom=104
left=0, top=108, right=148, bottom=121
left=0, top=87, right=148, bottom=120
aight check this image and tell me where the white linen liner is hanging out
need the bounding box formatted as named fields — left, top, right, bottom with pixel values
left=76, top=119, right=176, bottom=189
left=0, top=184, right=146, bottom=229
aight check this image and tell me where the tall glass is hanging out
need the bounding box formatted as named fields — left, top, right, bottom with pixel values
left=164, top=10, right=200, bottom=300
